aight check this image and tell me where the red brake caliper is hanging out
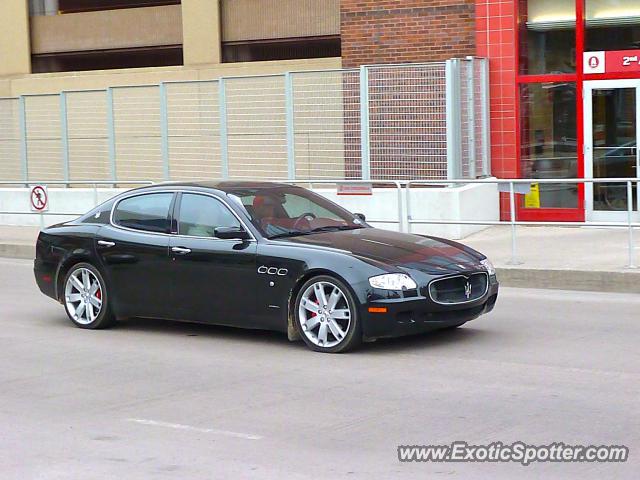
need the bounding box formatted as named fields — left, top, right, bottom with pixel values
left=310, top=293, right=318, bottom=317
left=95, top=288, right=101, bottom=300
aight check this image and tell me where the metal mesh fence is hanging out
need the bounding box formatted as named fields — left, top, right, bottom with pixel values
left=474, top=58, right=490, bottom=177
left=368, top=63, right=448, bottom=180
left=66, top=90, right=111, bottom=181
left=0, top=60, right=490, bottom=184
left=458, top=58, right=490, bottom=179
left=292, top=69, right=361, bottom=180
left=113, top=86, right=163, bottom=182
left=459, top=62, right=473, bottom=179
left=0, top=98, right=21, bottom=183
left=25, top=94, right=63, bottom=181
left=225, top=75, right=288, bottom=179
left=166, top=80, right=222, bottom=180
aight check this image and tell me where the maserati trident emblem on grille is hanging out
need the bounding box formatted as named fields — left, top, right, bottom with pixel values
left=464, top=281, right=472, bottom=299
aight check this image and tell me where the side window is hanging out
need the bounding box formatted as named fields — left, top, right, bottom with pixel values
left=178, top=194, right=240, bottom=237
left=113, top=193, right=173, bottom=233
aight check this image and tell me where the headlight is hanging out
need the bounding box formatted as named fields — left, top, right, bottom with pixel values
left=369, top=273, right=417, bottom=290
left=480, top=258, right=496, bottom=276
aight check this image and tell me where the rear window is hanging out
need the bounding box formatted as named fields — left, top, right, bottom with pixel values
left=113, top=193, right=173, bottom=233
left=79, top=201, right=114, bottom=224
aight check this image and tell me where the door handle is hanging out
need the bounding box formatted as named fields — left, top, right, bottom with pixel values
left=97, top=240, right=115, bottom=248
left=171, top=246, right=191, bottom=255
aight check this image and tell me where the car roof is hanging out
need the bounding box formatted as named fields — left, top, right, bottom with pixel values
left=129, top=181, right=297, bottom=195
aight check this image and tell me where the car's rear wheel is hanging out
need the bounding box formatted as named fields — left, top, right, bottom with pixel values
left=63, top=262, right=115, bottom=329
left=295, top=275, right=361, bottom=353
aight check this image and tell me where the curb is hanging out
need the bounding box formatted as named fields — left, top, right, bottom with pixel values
left=0, top=244, right=34, bottom=260
left=2, top=243, right=639, bottom=294
left=495, top=267, right=640, bottom=294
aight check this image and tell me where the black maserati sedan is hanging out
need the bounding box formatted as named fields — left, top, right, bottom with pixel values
left=34, top=182, right=498, bottom=353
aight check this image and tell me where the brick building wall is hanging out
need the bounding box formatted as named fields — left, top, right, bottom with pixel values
left=340, top=0, right=476, bottom=68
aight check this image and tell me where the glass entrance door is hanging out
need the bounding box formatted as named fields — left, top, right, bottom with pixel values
left=585, top=80, right=640, bottom=222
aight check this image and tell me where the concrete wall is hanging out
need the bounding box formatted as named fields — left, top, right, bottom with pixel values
left=0, top=183, right=499, bottom=239
left=30, top=5, right=183, bottom=54
left=0, top=60, right=348, bottom=184
left=0, top=0, right=32, bottom=76
left=408, top=182, right=500, bottom=238
left=0, top=80, right=12, bottom=97
left=222, top=0, right=340, bottom=41
left=182, top=0, right=222, bottom=66
left=4, top=57, right=342, bottom=96
left=1, top=0, right=342, bottom=87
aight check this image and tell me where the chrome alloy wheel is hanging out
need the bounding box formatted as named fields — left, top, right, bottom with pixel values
left=298, top=281, right=351, bottom=348
left=64, top=267, right=103, bottom=325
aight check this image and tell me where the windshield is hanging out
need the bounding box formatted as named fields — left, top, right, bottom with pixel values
left=227, top=186, right=365, bottom=239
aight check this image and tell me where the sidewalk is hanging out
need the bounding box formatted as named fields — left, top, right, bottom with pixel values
left=0, top=226, right=39, bottom=260
left=463, top=225, right=640, bottom=294
left=2, top=225, right=640, bottom=293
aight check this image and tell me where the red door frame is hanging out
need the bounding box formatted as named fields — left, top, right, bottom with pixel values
left=515, top=0, right=585, bottom=222
left=515, top=0, right=640, bottom=221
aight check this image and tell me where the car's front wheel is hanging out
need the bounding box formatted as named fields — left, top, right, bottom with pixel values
left=295, top=275, right=361, bottom=353
left=63, top=262, right=115, bottom=329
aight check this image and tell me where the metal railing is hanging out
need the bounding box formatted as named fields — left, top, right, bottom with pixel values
left=283, top=179, right=405, bottom=230
left=0, top=59, right=490, bottom=185
left=284, top=178, right=640, bottom=269
left=407, top=178, right=640, bottom=269
left=0, top=181, right=154, bottom=228
left=5, top=177, right=637, bottom=269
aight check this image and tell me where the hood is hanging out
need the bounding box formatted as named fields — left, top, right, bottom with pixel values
left=276, top=228, right=485, bottom=275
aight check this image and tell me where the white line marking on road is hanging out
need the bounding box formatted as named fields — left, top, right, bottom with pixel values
left=125, top=418, right=262, bottom=440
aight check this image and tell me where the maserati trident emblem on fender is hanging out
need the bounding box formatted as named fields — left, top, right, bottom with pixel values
left=464, top=281, right=472, bottom=299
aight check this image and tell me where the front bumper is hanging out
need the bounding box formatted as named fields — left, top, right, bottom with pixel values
left=361, top=279, right=499, bottom=340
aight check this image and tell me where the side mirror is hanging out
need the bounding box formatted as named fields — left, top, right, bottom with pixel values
left=214, top=226, right=251, bottom=240
left=354, top=213, right=366, bottom=222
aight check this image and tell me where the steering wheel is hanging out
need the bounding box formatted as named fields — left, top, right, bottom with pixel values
left=292, top=212, right=317, bottom=230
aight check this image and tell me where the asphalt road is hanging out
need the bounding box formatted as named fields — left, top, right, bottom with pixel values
left=1, top=257, right=639, bottom=479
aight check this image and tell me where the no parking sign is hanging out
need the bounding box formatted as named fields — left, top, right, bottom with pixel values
left=30, top=185, right=49, bottom=212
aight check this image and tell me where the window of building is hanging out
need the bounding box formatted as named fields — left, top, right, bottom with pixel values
left=113, top=193, right=174, bottom=233
left=591, top=88, right=638, bottom=211
left=519, top=0, right=576, bottom=74
left=222, top=37, right=341, bottom=63
left=520, top=82, right=578, bottom=208
left=29, top=0, right=180, bottom=15
left=31, top=46, right=183, bottom=73
left=178, top=194, right=240, bottom=238
left=585, top=0, right=640, bottom=51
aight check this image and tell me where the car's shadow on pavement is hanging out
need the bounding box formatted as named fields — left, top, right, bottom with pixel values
left=107, top=316, right=494, bottom=354
left=360, top=326, right=494, bottom=354
left=116, top=316, right=289, bottom=344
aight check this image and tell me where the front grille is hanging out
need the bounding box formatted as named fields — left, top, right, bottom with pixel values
left=427, top=272, right=488, bottom=305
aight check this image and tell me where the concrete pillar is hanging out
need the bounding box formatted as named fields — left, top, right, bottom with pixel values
left=0, top=0, right=32, bottom=77
left=182, top=0, right=222, bottom=66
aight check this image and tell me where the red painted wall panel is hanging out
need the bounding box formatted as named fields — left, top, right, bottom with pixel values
left=475, top=0, right=518, bottom=219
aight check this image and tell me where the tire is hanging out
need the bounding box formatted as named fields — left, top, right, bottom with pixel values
left=294, top=275, right=361, bottom=353
left=62, top=262, right=116, bottom=329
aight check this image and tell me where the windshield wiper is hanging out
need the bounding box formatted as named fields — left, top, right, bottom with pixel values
left=269, top=225, right=363, bottom=239
left=268, top=230, right=311, bottom=239
left=307, top=225, right=365, bottom=233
